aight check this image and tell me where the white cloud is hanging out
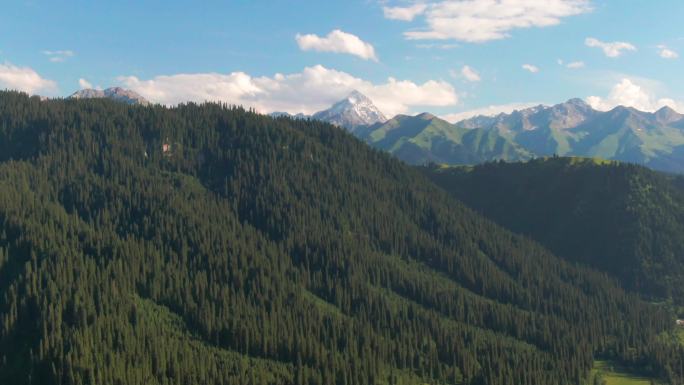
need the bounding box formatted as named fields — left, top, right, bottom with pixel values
left=416, top=43, right=459, bottom=49
left=43, top=50, right=74, bottom=63
left=658, top=45, right=678, bottom=59
left=522, top=64, right=539, bottom=73
left=383, top=3, right=428, bottom=21
left=458, top=65, right=481, bottom=82
left=566, top=61, right=585, bottom=69
left=396, top=0, right=591, bottom=43
left=118, top=65, right=458, bottom=117
left=558, top=59, right=584, bottom=68
left=586, top=78, right=684, bottom=112
left=295, top=30, right=378, bottom=61
left=0, top=62, right=57, bottom=94
left=585, top=37, right=636, bottom=58
left=78, top=78, right=93, bottom=89
left=441, top=102, right=543, bottom=123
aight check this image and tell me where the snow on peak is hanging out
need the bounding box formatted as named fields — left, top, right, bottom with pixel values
left=313, top=90, right=387, bottom=131
left=69, top=87, right=150, bottom=105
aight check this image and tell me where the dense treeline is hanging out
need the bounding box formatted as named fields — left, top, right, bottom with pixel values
left=423, top=158, right=684, bottom=303
left=0, top=91, right=682, bottom=385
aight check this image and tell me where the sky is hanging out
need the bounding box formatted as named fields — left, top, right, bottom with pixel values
left=1, top=0, right=684, bottom=121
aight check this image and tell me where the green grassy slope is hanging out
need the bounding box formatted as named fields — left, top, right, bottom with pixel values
left=360, top=114, right=531, bottom=165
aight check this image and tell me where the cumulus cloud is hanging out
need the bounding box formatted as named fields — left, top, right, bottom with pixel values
left=78, top=78, right=93, bottom=89
left=393, top=0, right=591, bottom=42
left=585, top=38, right=636, bottom=58
left=383, top=3, right=428, bottom=21
left=441, top=102, right=543, bottom=123
left=459, top=65, right=481, bottom=82
left=43, top=50, right=74, bottom=63
left=658, top=45, right=678, bottom=59
left=522, top=64, right=539, bottom=73
left=118, top=65, right=458, bottom=117
left=586, top=78, right=684, bottom=112
left=0, top=62, right=57, bottom=94
left=296, top=30, right=378, bottom=61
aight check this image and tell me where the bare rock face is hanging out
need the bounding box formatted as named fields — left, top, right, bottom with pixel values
left=70, top=87, right=150, bottom=106
left=456, top=99, right=596, bottom=133
left=312, top=90, right=387, bottom=131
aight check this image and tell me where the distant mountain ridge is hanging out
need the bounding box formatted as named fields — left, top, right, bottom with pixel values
left=323, top=94, right=684, bottom=173
left=63, top=87, right=684, bottom=173
left=356, top=112, right=532, bottom=165
left=69, top=87, right=150, bottom=105
left=269, top=111, right=309, bottom=119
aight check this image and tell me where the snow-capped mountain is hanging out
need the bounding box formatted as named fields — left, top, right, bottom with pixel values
left=69, top=87, right=150, bottom=106
left=312, top=90, right=387, bottom=131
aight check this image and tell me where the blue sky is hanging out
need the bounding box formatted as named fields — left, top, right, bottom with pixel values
left=1, top=0, right=683, bottom=121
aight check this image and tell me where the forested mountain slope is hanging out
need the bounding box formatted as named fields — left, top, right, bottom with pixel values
left=0, top=92, right=682, bottom=385
left=424, top=158, right=684, bottom=304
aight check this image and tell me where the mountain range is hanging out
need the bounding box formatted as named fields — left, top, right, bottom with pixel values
left=67, top=87, right=684, bottom=173
left=453, top=99, right=684, bottom=173
left=355, top=112, right=533, bottom=165
left=283, top=91, right=684, bottom=173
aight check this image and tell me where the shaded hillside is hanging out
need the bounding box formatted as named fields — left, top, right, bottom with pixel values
left=424, top=157, right=684, bottom=303
left=0, top=92, right=682, bottom=385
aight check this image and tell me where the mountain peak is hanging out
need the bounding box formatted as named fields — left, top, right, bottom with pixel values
left=346, top=90, right=370, bottom=103
left=69, top=87, right=150, bottom=106
left=607, top=105, right=640, bottom=115
left=654, top=105, right=683, bottom=124
left=312, top=91, right=387, bottom=131
left=565, top=98, right=591, bottom=108
left=417, top=112, right=436, bottom=120
left=656, top=105, right=677, bottom=113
